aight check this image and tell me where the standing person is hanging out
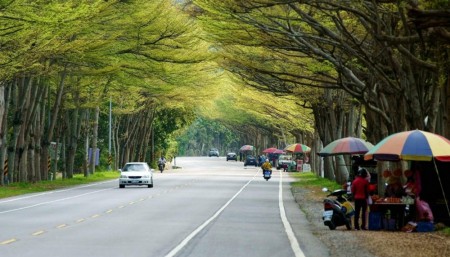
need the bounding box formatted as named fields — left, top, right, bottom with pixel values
left=351, top=168, right=369, bottom=230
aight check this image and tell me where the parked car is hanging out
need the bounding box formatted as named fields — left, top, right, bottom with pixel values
left=209, top=148, right=219, bottom=157
left=226, top=152, right=237, bottom=161
left=119, top=162, right=153, bottom=188
left=244, top=155, right=258, bottom=167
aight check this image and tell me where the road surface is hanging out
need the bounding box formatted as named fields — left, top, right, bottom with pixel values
left=0, top=157, right=328, bottom=257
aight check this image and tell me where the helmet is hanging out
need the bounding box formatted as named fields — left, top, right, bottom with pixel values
left=265, top=159, right=269, bottom=162
left=358, top=168, right=368, bottom=178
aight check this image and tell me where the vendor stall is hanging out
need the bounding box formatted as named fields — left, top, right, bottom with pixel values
left=365, top=129, right=450, bottom=229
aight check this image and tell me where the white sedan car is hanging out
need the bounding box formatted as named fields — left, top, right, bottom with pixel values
left=119, top=162, right=154, bottom=188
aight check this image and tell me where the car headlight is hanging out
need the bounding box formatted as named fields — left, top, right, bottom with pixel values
left=142, top=175, right=150, bottom=178
left=120, top=175, right=128, bottom=178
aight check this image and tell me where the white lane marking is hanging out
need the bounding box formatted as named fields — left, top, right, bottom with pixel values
left=164, top=172, right=258, bottom=257
left=0, top=180, right=116, bottom=204
left=32, top=230, right=45, bottom=236
left=0, top=188, right=112, bottom=214
left=1, top=238, right=16, bottom=245
left=279, top=170, right=305, bottom=257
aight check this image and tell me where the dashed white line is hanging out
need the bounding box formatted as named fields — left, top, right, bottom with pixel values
left=1, top=238, right=16, bottom=245
left=164, top=172, right=257, bottom=257
left=32, top=230, right=45, bottom=236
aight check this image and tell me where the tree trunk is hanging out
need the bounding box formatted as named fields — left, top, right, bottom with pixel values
left=42, top=68, right=67, bottom=180
left=89, top=106, right=100, bottom=174
left=0, top=81, right=11, bottom=185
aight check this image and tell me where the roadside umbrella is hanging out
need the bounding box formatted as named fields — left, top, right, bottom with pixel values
left=284, top=143, right=311, bottom=153
left=274, top=149, right=285, bottom=154
left=262, top=147, right=278, bottom=153
left=364, top=129, right=450, bottom=218
left=240, top=145, right=254, bottom=152
left=364, top=129, right=450, bottom=161
left=318, top=137, right=374, bottom=157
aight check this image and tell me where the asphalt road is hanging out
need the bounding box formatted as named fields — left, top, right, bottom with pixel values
left=0, top=156, right=328, bottom=257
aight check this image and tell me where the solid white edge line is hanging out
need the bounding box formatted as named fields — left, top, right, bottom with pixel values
left=0, top=188, right=112, bottom=214
left=0, top=180, right=116, bottom=204
left=164, top=171, right=258, bottom=257
left=279, top=170, right=306, bottom=257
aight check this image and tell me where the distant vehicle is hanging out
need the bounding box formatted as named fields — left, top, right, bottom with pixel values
left=277, top=154, right=294, bottom=171
left=226, top=152, right=237, bottom=161
left=244, top=155, right=258, bottom=167
left=119, top=162, right=153, bottom=188
left=209, top=148, right=219, bottom=157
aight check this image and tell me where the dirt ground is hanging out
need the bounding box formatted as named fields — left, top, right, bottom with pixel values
left=292, top=186, right=450, bottom=257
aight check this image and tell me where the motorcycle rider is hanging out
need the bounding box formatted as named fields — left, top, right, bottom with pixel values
left=158, top=156, right=166, bottom=173
left=261, top=159, right=272, bottom=175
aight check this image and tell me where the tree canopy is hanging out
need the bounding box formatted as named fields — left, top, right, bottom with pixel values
left=0, top=0, right=449, bottom=184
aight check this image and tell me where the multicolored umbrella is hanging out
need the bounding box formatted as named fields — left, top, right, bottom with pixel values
left=318, top=137, right=374, bottom=157
left=284, top=143, right=311, bottom=153
left=240, top=145, right=254, bottom=152
left=364, top=129, right=450, bottom=162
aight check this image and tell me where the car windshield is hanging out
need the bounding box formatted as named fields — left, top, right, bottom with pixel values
left=122, top=164, right=146, bottom=172
left=279, top=155, right=291, bottom=160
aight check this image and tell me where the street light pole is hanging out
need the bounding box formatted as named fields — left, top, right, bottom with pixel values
left=108, top=97, right=112, bottom=170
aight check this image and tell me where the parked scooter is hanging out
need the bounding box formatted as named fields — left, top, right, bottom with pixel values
left=263, top=170, right=272, bottom=181
left=322, top=188, right=354, bottom=230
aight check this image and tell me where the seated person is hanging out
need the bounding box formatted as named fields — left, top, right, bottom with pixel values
left=403, top=177, right=417, bottom=197
left=384, top=176, right=405, bottom=198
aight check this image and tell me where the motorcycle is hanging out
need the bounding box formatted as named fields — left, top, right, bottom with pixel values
left=158, top=163, right=165, bottom=173
left=322, top=188, right=354, bottom=230
left=263, top=169, right=272, bottom=181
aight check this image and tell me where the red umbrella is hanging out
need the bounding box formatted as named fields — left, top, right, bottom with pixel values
left=262, top=147, right=278, bottom=153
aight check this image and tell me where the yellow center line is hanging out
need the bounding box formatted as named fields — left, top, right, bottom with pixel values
left=1, top=238, right=17, bottom=245
left=32, top=230, right=45, bottom=236
left=57, top=224, right=67, bottom=229
left=76, top=218, right=85, bottom=223
left=106, top=209, right=113, bottom=214
left=91, top=214, right=100, bottom=218
left=118, top=205, right=125, bottom=209
left=129, top=201, right=135, bottom=205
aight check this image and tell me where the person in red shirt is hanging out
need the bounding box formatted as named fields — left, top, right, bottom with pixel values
left=351, top=168, right=369, bottom=230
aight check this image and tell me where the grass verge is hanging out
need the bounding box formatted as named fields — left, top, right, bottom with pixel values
left=290, top=171, right=342, bottom=191
left=0, top=171, right=119, bottom=199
